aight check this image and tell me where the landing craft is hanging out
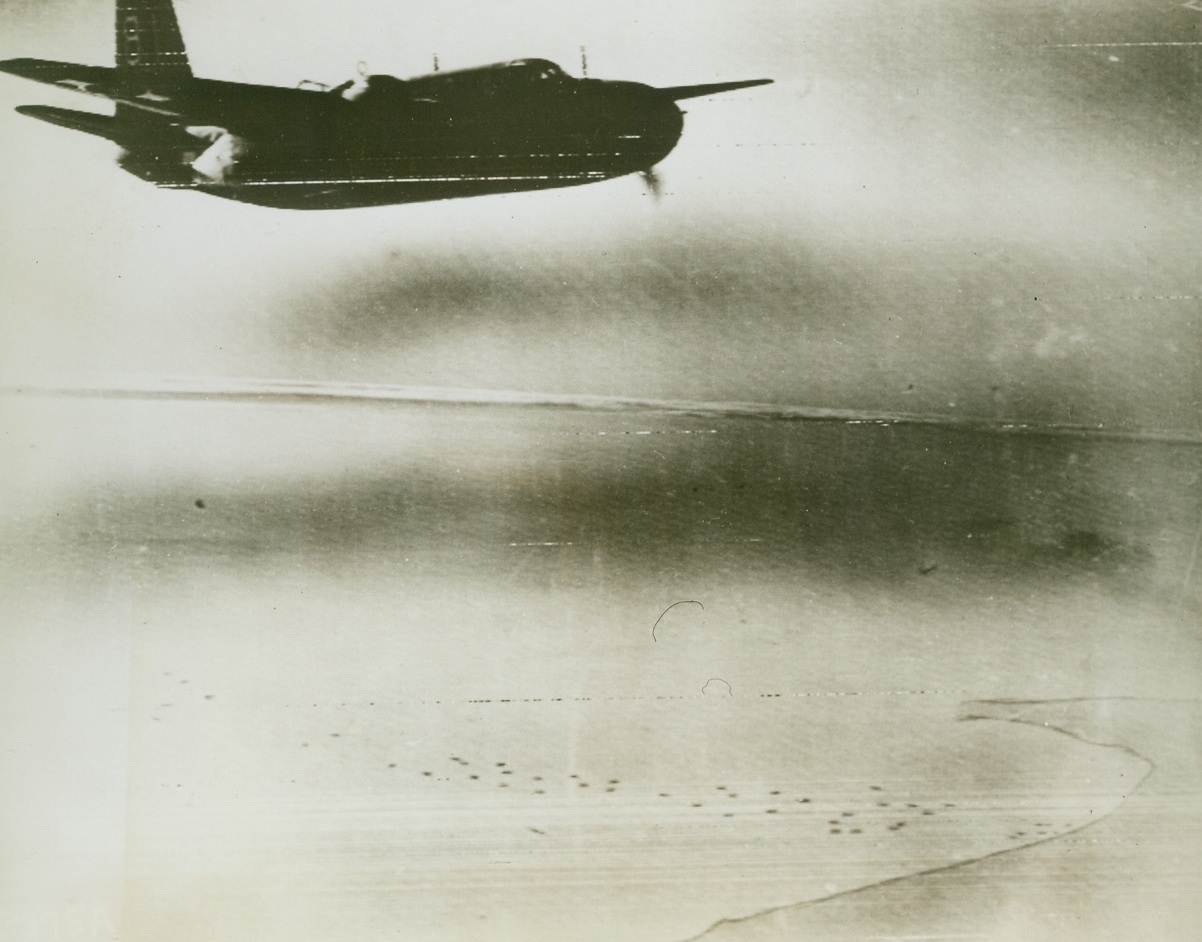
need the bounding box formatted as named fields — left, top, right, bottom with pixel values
left=0, top=1, right=772, bottom=209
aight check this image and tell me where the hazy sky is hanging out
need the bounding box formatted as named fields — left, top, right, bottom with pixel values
left=1, top=0, right=1199, bottom=430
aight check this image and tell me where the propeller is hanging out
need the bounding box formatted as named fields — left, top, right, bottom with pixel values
left=640, top=167, right=663, bottom=201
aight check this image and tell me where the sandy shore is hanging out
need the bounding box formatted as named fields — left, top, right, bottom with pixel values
left=692, top=697, right=1202, bottom=942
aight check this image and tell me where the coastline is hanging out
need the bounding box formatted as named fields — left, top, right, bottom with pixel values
left=691, top=697, right=1202, bottom=942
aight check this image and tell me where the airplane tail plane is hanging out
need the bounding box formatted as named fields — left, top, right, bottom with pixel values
left=15, top=104, right=118, bottom=140
left=115, top=0, right=193, bottom=83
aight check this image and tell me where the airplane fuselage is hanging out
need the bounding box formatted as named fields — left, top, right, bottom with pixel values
left=157, top=64, right=686, bottom=209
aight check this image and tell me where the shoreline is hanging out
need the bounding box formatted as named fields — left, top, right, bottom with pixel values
left=690, top=697, right=1201, bottom=942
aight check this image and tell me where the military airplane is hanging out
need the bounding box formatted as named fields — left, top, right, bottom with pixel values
left=0, top=1, right=772, bottom=209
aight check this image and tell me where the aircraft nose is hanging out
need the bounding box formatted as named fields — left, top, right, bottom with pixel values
left=579, top=79, right=683, bottom=166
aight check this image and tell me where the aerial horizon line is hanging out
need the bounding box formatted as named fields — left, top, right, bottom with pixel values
left=6, top=376, right=1200, bottom=445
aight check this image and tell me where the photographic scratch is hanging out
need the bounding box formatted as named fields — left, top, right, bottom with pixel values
left=1180, top=511, right=1202, bottom=615
left=1043, top=40, right=1202, bottom=47
left=652, top=599, right=705, bottom=642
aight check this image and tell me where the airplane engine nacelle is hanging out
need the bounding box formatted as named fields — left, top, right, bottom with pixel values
left=186, top=126, right=253, bottom=183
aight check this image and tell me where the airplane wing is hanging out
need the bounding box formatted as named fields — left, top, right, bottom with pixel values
left=0, top=58, right=116, bottom=87
left=660, top=78, right=773, bottom=101
left=0, top=57, right=337, bottom=130
left=0, top=57, right=192, bottom=118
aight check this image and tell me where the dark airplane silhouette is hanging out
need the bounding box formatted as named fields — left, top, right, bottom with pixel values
left=0, top=1, right=772, bottom=209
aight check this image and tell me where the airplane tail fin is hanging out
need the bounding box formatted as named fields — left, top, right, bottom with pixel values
left=115, top=0, right=193, bottom=83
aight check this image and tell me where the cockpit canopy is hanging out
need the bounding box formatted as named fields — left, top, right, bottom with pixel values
left=334, top=73, right=404, bottom=101
left=335, top=58, right=570, bottom=101
left=487, top=59, right=568, bottom=81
